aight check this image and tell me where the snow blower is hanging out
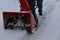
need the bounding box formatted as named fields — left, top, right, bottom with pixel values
left=3, top=0, right=36, bottom=33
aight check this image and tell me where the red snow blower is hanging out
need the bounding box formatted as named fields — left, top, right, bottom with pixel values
left=3, top=0, right=36, bottom=33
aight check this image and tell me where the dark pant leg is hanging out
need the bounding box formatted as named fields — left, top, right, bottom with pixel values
left=37, top=0, right=43, bottom=15
left=28, top=0, right=38, bottom=25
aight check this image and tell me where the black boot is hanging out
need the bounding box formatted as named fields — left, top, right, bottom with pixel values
left=39, top=11, right=43, bottom=16
left=39, top=13, right=43, bottom=16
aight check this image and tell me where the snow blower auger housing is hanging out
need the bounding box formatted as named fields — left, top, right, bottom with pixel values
left=3, top=0, right=36, bottom=33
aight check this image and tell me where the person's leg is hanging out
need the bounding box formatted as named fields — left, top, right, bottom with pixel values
left=28, top=0, right=38, bottom=27
left=37, top=0, right=43, bottom=16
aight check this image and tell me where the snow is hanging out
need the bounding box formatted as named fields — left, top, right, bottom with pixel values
left=0, top=0, right=26, bottom=40
left=0, top=0, right=60, bottom=40
left=22, top=0, right=60, bottom=40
